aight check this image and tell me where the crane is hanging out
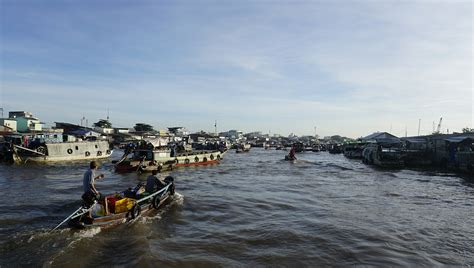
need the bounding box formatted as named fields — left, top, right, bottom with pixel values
left=436, top=117, right=443, bottom=133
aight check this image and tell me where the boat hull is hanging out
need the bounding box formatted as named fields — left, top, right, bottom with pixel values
left=68, top=188, right=174, bottom=229
left=15, top=140, right=113, bottom=163
left=115, top=149, right=226, bottom=173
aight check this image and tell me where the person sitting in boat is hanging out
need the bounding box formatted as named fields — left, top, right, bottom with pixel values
left=82, top=161, right=105, bottom=208
left=289, top=146, right=296, bottom=160
left=145, top=169, right=166, bottom=194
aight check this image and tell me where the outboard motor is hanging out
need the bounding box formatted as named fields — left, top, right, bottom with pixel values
left=164, top=176, right=175, bottom=195
left=164, top=176, right=174, bottom=184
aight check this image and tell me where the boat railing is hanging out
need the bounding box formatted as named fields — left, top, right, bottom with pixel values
left=137, top=182, right=172, bottom=204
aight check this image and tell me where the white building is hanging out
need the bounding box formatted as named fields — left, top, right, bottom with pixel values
left=0, top=118, right=17, bottom=132
left=94, top=127, right=114, bottom=135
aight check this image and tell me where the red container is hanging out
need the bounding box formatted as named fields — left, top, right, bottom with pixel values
left=106, top=196, right=118, bottom=213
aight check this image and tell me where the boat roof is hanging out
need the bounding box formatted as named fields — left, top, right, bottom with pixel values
left=404, top=137, right=428, bottom=143
left=444, top=136, right=474, bottom=143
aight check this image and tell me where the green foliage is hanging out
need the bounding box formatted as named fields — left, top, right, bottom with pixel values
left=462, top=127, right=474, bottom=133
left=134, top=123, right=154, bottom=132
left=93, top=119, right=112, bottom=128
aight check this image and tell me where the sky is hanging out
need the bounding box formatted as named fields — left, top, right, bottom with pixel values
left=0, top=0, right=472, bottom=138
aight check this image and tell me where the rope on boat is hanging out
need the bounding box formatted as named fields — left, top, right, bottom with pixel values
left=50, top=201, right=97, bottom=232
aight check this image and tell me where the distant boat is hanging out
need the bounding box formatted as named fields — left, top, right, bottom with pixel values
left=328, top=144, right=343, bottom=154
left=342, top=142, right=365, bottom=159
left=115, top=144, right=226, bottom=173
left=292, top=142, right=304, bottom=153
left=362, top=143, right=404, bottom=168
left=236, top=143, right=251, bottom=153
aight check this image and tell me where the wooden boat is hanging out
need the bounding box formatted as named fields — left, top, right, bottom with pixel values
left=343, top=142, right=365, bottom=159
left=115, top=146, right=226, bottom=173
left=115, top=159, right=176, bottom=174
left=54, top=177, right=175, bottom=230
left=236, top=143, right=251, bottom=153
left=12, top=140, right=113, bottom=163
left=362, top=143, right=404, bottom=168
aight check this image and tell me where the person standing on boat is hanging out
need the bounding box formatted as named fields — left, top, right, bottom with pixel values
left=146, top=169, right=166, bottom=194
left=82, top=161, right=105, bottom=207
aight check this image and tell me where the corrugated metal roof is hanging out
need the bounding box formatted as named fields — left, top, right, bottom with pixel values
left=361, top=132, right=399, bottom=141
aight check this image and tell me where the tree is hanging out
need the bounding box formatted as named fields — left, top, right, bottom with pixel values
left=134, top=123, right=154, bottom=132
left=93, top=119, right=112, bottom=128
left=462, top=127, right=474, bottom=133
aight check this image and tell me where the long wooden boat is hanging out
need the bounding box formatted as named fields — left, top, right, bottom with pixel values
left=115, top=147, right=227, bottom=173
left=55, top=177, right=175, bottom=230
left=12, top=140, right=113, bottom=163
left=362, top=143, right=404, bottom=168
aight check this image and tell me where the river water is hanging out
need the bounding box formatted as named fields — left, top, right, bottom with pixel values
left=0, top=148, right=473, bottom=266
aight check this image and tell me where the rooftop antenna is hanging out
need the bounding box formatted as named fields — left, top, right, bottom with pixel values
left=436, top=117, right=443, bottom=133
left=405, top=125, right=407, bottom=137
left=107, top=108, right=110, bottom=121
left=214, top=120, right=217, bottom=136
left=417, top=119, right=421, bottom=136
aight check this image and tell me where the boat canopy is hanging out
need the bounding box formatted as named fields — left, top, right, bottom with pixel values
left=444, top=136, right=474, bottom=143
left=404, top=138, right=427, bottom=143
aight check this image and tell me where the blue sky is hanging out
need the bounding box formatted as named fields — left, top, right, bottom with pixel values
left=1, top=0, right=472, bottom=138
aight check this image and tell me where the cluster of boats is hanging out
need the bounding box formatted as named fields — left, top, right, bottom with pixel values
left=342, top=132, right=474, bottom=173
left=276, top=132, right=474, bottom=176
left=0, top=133, right=229, bottom=230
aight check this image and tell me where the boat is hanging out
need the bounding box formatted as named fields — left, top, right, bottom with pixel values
left=12, top=139, right=113, bottom=163
left=263, top=142, right=270, bottom=150
left=362, top=143, right=405, bottom=168
left=284, top=154, right=297, bottom=161
left=115, top=158, right=176, bottom=174
left=236, top=143, right=251, bottom=153
left=436, top=135, right=474, bottom=174
left=342, top=142, right=365, bottom=159
left=53, top=177, right=175, bottom=230
left=328, top=144, right=343, bottom=154
left=292, top=142, right=304, bottom=153
left=115, top=143, right=226, bottom=173
left=402, top=137, right=432, bottom=167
